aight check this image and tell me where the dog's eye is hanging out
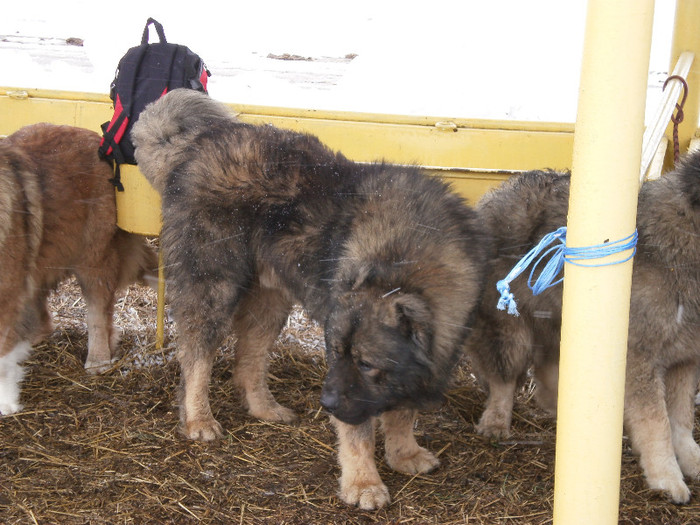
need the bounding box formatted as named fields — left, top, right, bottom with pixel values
left=357, top=360, right=375, bottom=373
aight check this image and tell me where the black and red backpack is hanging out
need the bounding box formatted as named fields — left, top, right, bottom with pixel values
left=98, top=18, right=210, bottom=190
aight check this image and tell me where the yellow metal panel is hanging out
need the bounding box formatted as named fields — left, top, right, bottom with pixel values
left=0, top=86, right=576, bottom=203
left=114, top=164, right=162, bottom=236
left=0, top=88, right=112, bottom=134
left=236, top=113, right=574, bottom=173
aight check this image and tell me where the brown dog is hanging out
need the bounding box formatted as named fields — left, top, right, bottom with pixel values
left=132, top=89, right=490, bottom=509
left=0, top=123, right=157, bottom=414
left=466, top=160, right=700, bottom=503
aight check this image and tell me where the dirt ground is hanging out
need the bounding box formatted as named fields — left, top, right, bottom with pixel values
left=1, top=278, right=699, bottom=524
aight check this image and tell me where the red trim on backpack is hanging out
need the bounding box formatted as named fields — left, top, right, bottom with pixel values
left=100, top=95, right=129, bottom=156
left=111, top=95, right=129, bottom=144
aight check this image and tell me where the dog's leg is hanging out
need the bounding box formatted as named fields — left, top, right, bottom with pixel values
left=666, top=362, right=700, bottom=480
left=178, top=328, right=223, bottom=441
left=232, top=284, right=296, bottom=423
left=625, top=360, right=690, bottom=503
left=382, top=409, right=439, bottom=474
left=533, top=360, right=559, bottom=414
left=0, top=341, right=31, bottom=415
left=169, top=230, right=246, bottom=441
left=476, top=379, right=517, bottom=439
left=0, top=287, right=32, bottom=414
left=332, top=416, right=390, bottom=510
left=80, top=283, right=116, bottom=374
left=28, top=292, right=54, bottom=345
left=470, top=319, right=533, bottom=439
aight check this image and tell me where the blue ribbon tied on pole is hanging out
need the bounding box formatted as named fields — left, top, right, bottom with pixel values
left=496, top=226, right=638, bottom=316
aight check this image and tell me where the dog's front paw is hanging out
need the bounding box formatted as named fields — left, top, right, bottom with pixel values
left=386, top=446, right=439, bottom=475
left=675, top=440, right=700, bottom=480
left=647, top=475, right=691, bottom=504
left=184, top=418, right=223, bottom=441
left=339, top=477, right=391, bottom=510
left=0, top=401, right=23, bottom=415
left=248, top=402, right=297, bottom=424
left=84, top=358, right=113, bottom=375
left=475, top=410, right=511, bottom=440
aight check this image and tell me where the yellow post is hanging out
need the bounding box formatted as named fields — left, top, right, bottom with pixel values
left=666, top=0, right=700, bottom=168
left=552, top=1, right=654, bottom=524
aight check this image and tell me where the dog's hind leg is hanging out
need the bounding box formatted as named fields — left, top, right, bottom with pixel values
left=666, top=361, right=700, bottom=480
left=232, top=282, right=296, bottom=423
left=476, top=379, right=518, bottom=439
left=533, top=359, right=559, bottom=414
left=382, top=409, right=439, bottom=474
left=178, top=325, right=225, bottom=441
left=332, top=415, right=390, bottom=510
left=0, top=289, right=34, bottom=414
left=0, top=341, right=31, bottom=415
left=625, top=358, right=690, bottom=503
left=77, top=278, right=117, bottom=374
left=470, top=317, right=532, bottom=439
left=26, top=291, right=54, bottom=345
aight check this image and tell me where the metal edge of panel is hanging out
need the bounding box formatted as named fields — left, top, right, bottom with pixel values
left=0, top=86, right=576, bottom=134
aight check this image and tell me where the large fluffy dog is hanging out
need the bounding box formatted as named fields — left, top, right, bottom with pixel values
left=132, top=89, right=490, bottom=509
left=466, top=160, right=700, bottom=503
left=0, top=123, right=157, bottom=414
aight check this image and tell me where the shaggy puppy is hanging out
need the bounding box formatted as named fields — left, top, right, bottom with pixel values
left=132, top=89, right=490, bottom=509
left=0, top=123, right=157, bottom=414
left=466, top=160, right=700, bottom=503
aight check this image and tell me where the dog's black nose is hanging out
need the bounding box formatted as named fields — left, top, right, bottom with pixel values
left=320, top=388, right=339, bottom=412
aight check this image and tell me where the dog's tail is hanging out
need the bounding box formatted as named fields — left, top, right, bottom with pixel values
left=0, top=143, right=43, bottom=295
left=131, top=89, right=237, bottom=194
left=113, top=232, right=160, bottom=292
left=476, top=169, right=570, bottom=248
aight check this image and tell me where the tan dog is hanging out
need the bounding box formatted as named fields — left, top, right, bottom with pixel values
left=0, top=123, right=157, bottom=414
left=467, top=160, right=700, bottom=503
left=132, top=89, right=490, bottom=509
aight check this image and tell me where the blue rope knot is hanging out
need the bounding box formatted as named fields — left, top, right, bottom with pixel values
left=496, top=226, right=637, bottom=316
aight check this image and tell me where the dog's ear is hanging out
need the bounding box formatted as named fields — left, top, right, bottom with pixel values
left=350, top=264, right=373, bottom=290
left=392, top=294, right=433, bottom=365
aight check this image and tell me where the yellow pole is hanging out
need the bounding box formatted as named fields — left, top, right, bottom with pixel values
left=552, top=1, right=654, bottom=524
left=665, top=0, right=700, bottom=167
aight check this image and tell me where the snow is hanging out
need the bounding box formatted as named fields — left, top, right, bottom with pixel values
left=0, top=1, right=679, bottom=122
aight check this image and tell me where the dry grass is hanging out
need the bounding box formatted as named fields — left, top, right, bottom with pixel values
left=1, top=278, right=699, bottom=524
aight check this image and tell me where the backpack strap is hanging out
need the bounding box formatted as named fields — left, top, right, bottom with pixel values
left=109, top=163, right=125, bottom=192
left=142, top=18, right=167, bottom=44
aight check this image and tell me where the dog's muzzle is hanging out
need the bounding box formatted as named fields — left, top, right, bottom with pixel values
left=319, top=386, right=340, bottom=413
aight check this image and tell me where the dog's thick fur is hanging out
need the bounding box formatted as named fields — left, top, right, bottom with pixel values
left=132, top=89, right=490, bottom=509
left=466, top=161, right=700, bottom=503
left=0, top=123, right=157, bottom=414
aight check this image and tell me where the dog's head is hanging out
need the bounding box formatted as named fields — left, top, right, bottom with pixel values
left=320, top=288, right=443, bottom=425
left=131, top=89, right=237, bottom=194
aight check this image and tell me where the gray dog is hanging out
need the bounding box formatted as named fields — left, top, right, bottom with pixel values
left=466, top=158, right=700, bottom=504
left=132, top=89, right=491, bottom=509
